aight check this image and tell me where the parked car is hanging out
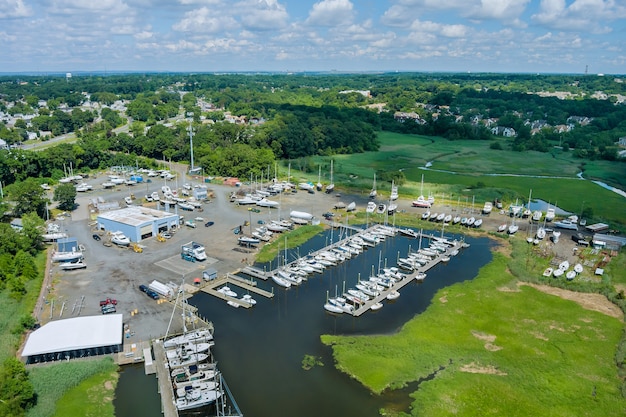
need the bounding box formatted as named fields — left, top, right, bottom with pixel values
left=204, top=221, right=214, bottom=227
left=92, top=234, right=101, bottom=241
left=160, top=232, right=172, bottom=239
left=146, top=290, right=160, bottom=300
left=101, top=304, right=116, bottom=314
left=99, top=298, right=118, bottom=306
left=139, top=284, right=148, bottom=293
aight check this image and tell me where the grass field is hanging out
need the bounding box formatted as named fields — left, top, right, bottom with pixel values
left=321, top=251, right=626, bottom=416
left=27, top=358, right=118, bottom=417
left=293, top=132, right=626, bottom=228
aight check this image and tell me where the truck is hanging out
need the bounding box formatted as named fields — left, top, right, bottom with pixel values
left=182, top=241, right=207, bottom=261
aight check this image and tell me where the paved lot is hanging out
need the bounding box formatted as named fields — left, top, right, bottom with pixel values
left=41, top=175, right=584, bottom=343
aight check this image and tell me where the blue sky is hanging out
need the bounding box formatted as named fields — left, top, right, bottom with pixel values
left=1, top=0, right=625, bottom=74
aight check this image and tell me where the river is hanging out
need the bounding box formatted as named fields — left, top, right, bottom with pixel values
left=114, top=228, right=493, bottom=417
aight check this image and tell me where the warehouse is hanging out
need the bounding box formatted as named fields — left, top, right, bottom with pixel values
left=21, top=314, right=123, bottom=364
left=96, top=206, right=179, bottom=242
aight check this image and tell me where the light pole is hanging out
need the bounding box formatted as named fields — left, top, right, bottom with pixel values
left=186, top=112, right=194, bottom=174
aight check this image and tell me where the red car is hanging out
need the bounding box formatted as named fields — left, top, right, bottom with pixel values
left=99, top=298, right=118, bottom=306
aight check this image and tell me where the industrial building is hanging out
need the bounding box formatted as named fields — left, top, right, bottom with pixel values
left=96, top=206, right=180, bottom=242
left=21, top=314, right=123, bottom=364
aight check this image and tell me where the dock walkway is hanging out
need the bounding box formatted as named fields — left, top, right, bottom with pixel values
left=199, top=274, right=274, bottom=307
left=153, top=341, right=178, bottom=417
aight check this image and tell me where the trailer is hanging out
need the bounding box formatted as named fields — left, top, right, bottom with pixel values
left=148, top=280, right=173, bottom=298
left=182, top=241, right=207, bottom=261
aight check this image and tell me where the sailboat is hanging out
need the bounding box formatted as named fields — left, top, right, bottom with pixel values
left=412, top=174, right=431, bottom=208
left=325, top=160, right=334, bottom=194
left=369, top=173, right=377, bottom=198
left=389, top=179, right=398, bottom=201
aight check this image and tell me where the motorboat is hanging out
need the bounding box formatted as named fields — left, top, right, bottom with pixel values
left=543, top=267, right=553, bottom=277
left=566, top=270, right=576, bottom=280
left=376, top=203, right=386, bottom=214
left=473, top=218, right=483, bottom=228
left=574, top=264, right=583, bottom=274
left=240, top=294, right=257, bottom=305
left=436, top=213, right=446, bottom=222
left=429, top=212, right=438, bottom=221
left=110, top=231, right=130, bottom=246
left=554, top=219, right=578, bottom=230
left=452, top=216, right=461, bottom=224
left=346, top=202, right=356, bottom=212
left=164, top=329, right=214, bottom=348
left=398, top=228, right=419, bottom=238
left=370, top=302, right=383, bottom=311
left=75, top=182, right=92, bottom=192
left=482, top=202, right=493, bottom=214
left=175, top=380, right=218, bottom=396
left=412, top=196, right=431, bottom=208
left=466, top=217, right=476, bottom=227
left=552, top=268, right=564, bottom=278
left=168, top=352, right=209, bottom=368
left=532, top=210, right=542, bottom=222
left=217, top=286, right=238, bottom=298
left=256, top=198, right=279, bottom=208
left=536, top=227, right=546, bottom=240
left=60, top=259, right=87, bottom=270
left=366, top=201, right=376, bottom=213
left=175, top=387, right=222, bottom=411
left=324, top=302, right=344, bottom=314
left=508, top=222, right=519, bottom=234
left=386, top=290, right=400, bottom=300
left=497, top=223, right=507, bottom=233
left=421, top=211, right=431, bottom=220
left=238, top=236, right=260, bottom=246
left=545, top=208, right=556, bottom=222
left=298, top=182, right=315, bottom=191
left=226, top=300, right=240, bottom=308
left=443, top=214, right=452, bottom=223
left=271, top=274, right=291, bottom=288
left=52, top=250, right=83, bottom=262
left=387, top=203, right=398, bottom=214
left=559, top=260, right=570, bottom=271
left=551, top=230, right=561, bottom=243
left=165, top=342, right=213, bottom=359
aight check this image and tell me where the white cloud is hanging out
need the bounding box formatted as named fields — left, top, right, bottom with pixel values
left=239, top=0, right=289, bottom=30
left=306, top=0, right=354, bottom=26
left=173, top=7, right=239, bottom=33
left=410, top=19, right=469, bottom=38
left=532, top=0, right=626, bottom=33
left=0, top=0, right=31, bottom=18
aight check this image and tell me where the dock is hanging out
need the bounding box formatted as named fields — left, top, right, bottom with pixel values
left=199, top=274, right=274, bottom=307
left=351, top=239, right=462, bottom=316
left=152, top=340, right=179, bottom=417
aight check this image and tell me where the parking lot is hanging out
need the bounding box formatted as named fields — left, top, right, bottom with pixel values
left=40, top=176, right=338, bottom=343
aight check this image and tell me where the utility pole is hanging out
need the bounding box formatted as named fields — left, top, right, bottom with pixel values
left=187, top=112, right=194, bottom=174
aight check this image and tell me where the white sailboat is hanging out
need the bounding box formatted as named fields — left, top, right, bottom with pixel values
left=389, top=179, right=398, bottom=201
left=316, top=165, right=323, bottom=191
left=325, top=160, right=334, bottom=194
left=369, top=173, right=377, bottom=198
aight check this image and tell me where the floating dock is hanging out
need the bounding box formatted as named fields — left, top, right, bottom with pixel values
left=152, top=341, right=179, bottom=417
left=199, top=274, right=274, bottom=307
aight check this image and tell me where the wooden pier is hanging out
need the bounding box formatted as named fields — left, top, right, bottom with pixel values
left=153, top=341, right=179, bottom=417
left=351, top=238, right=463, bottom=316
left=199, top=274, right=274, bottom=307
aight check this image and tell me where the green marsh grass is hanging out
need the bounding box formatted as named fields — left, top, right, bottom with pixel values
left=321, top=253, right=626, bottom=416
left=255, top=225, right=324, bottom=263
left=27, top=358, right=117, bottom=417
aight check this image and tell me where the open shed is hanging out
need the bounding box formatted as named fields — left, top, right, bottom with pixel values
left=22, top=314, right=123, bottom=364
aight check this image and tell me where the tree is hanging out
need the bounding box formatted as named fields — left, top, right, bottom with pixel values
left=53, top=183, right=77, bottom=211
left=0, top=357, right=36, bottom=416
left=6, top=178, right=47, bottom=218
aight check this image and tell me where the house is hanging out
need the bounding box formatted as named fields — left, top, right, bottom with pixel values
left=617, top=137, right=626, bottom=147
left=491, top=126, right=516, bottom=137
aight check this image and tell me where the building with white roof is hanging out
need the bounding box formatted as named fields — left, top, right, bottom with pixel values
left=96, top=206, right=179, bottom=242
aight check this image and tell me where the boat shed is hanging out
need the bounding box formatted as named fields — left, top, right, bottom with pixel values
left=96, top=206, right=179, bottom=242
left=592, top=234, right=626, bottom=251
left=21, top=314, right=123, bottom=364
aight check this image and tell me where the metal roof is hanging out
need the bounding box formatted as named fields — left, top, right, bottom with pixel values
left=21, top=314, right=123, bottom=357
left=97, top=206, right=178, bottom=227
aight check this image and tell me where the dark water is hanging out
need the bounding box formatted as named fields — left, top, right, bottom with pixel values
left=115, top=228, right=493, bottom=417
left=113, top=363, right=161, bottom=417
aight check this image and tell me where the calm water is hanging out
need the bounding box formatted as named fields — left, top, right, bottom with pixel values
left=115, top=228, right=493, bottom=417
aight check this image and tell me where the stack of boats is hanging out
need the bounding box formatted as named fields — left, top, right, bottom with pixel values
left=164, top=327, right=227, bottom=411
left=52, top=248, right=87, bottom=270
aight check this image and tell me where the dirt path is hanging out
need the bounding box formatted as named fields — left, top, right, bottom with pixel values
left=519, top=282, right=624, bottom=321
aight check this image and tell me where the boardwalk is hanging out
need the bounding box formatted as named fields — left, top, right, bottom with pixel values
left=153, top=341, right=179, bottom=417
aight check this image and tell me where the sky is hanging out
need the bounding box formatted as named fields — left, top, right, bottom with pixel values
left=0, top=0, right=625, bottom=74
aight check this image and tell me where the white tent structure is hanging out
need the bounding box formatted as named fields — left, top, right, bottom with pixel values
left=22, top=314, right=123, bottom=363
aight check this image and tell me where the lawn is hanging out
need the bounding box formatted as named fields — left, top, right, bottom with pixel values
left=321, top=251, right=626, bottom=416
